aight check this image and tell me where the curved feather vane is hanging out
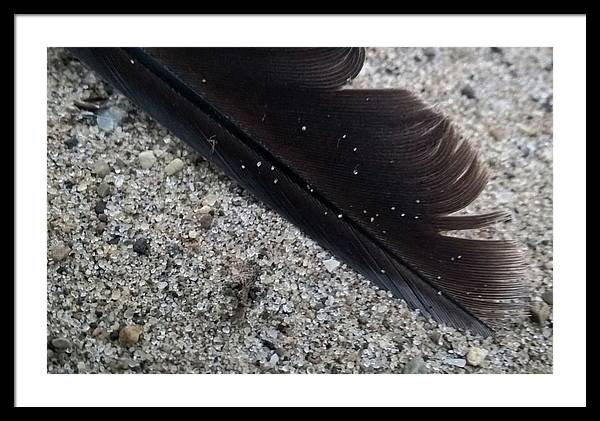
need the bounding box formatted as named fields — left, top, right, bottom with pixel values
left=69, top=47, right=528, bottom=336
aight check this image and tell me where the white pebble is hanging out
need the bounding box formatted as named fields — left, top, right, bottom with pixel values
left=323, top=258, right=340, bottom=273
left=138, top=150, right=156, bottom=170
left=165, top=158, right=185, bottom=176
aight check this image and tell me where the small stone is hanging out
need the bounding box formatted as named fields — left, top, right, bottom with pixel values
left=94, top=200, right=106, bottom=215
left=95, top=222, right=107, bottom=234
left=198, top=205, right=213, bottom=215
left=403, top=356, right=427, bottom=374
left=466, top=347, right=488, bottom=366
left=323, top=258, right=340, bottom=273
left=91, top=327, right=105, bottom=338
left=198, top=213, right=213, bottom=229
left=460, top=85, right=476, bottom=99
left=51, top=337, right=72, bottom=350
left=118, top=325, right=142, bottom=347
left=93, top=160, right=111, bottom=177
left=50, top=243, right=71, bottom=262
left=429, top=331, right=443, bottom=346
left=541, top=289, right=553, bottom=305
left=201, top=194, right=218, bottom=207
left=165, top=158, right=185, bottom=175
left=530, top=301, right=551, bottom=324
left=124, top=204, right=137, bottom=215
left=541, top=96, right=553, bottom=113
left=97, top=106, right=126, bottom=132
left=138, top=150, right=157, bottom=169
left=444, top=358, right=467, bottom=368
left=422, top=48, right=436, bottom=61
left=64, top=137, right=79, bottom=149
left=517, top=123, right=537, bottom=136
left=269, top=353, right=280, bottom=365
left=133, top=238, right=149, bottom=255
left=489, top=127, right=505, bottom=142
left=188, top=230, right=198, bottom=239
left=96, top=182, right=111, bottom=198
left=109, top=330, right=120, bottom=341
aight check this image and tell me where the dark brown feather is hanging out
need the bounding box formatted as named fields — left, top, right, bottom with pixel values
left=69, top=47, right=528, bottom=335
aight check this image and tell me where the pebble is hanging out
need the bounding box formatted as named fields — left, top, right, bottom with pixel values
left=50, top=243, right=71, bottom=262
left=51, top=337, right=72, bottom=350
left=133, top=238, right=149, bottom=255
left=517, top=123, right=537, bottom=136
left=95, top=222, right=107, bottom=234
left=466, top=347, right=488, bottom=366
left=403, top=356, right=427, bottom=374
left=93, top=160, right=111, bottom=177
left=269, top=353, right=280, bottom=366
left=188, top=230, right=199, bottom=239
left=444, top=358, right=467, bottom=368
left=530, top=301, right=551, bottom=324
left=429, top=331, right=443, bottom=346
left=489, top=127, right=505, bottom=142
left=541, top=96, right=553, bottom=113
left=64, top=136, right=79, bottom=149
left=422, top=48, right=436, bottom=61
left=118, top=325, right=143, bottom=347
left=541, top=289, right=553, bottom=305
left=96, top=106, right=126, bottom=132
left=96, top=182, right=111, bottom=198
left=138, top=150, right=157, bottom=169
left=165, top=158, right=185, bottom=175
left=198, top=213, right=213, bottom=229
left=198, top=205, right=213, bottom=215
left=323, top=258, right=340, bottom=273
left=94, top=200, right=106, bottom=215
left=460, top=85, right=477, bottom=99
left=201, top=194, right=218, bottom=207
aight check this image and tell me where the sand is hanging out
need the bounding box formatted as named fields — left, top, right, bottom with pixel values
left=47, top=47, right=553, bottom=374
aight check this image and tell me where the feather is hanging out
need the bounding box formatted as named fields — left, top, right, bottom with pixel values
left=68, top=47, right=528, bottom=336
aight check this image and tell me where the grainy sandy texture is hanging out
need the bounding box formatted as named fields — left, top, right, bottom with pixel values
left=47, top=47, right=553, bottom=374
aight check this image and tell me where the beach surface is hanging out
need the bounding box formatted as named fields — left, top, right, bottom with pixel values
left=47, top=47, right=553, bottom=373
